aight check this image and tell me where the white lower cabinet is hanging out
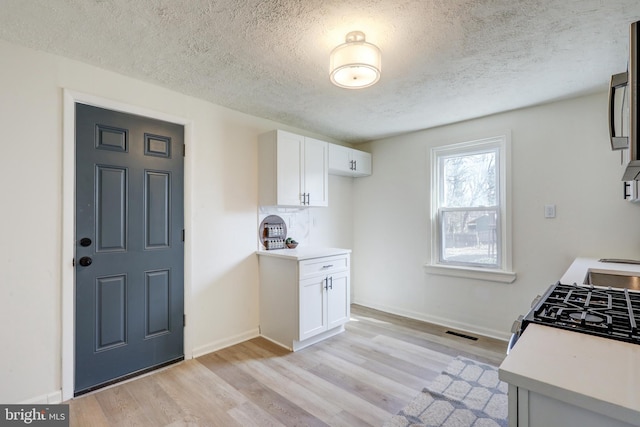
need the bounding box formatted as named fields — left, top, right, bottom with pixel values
left=299, top=269, right=350, bottom=341
left=508, top=385, right=636, bottom=427
left=500, top=324, right=640, bottom=427
left=258, top=252, right=350, bottom=351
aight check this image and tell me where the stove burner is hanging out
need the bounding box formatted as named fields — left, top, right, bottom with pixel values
left=568, top=312, right=605, bottom=325
left=523, top=282, right=640, bottom=345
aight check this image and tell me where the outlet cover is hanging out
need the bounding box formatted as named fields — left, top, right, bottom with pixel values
left=544, top=204, right=556, bottom=218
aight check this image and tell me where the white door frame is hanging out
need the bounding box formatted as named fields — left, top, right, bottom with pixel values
left=61, top=89, right=193, bottom=401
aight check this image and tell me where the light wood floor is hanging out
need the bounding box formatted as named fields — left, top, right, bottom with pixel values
left=68, top=305, right=507, bottom=426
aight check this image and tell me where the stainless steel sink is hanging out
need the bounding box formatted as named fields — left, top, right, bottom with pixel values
left=585, top=271, right=640, bottom=291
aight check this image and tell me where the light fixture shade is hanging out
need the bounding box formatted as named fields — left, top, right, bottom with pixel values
left=330, top=31, right=381, bottom=89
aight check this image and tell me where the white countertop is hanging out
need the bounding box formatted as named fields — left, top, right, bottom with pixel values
left=499, top=323, right=640, bottom=425
left=256, top=247, right=351, bottom=261
left=561, top=257, right=640, bottom=285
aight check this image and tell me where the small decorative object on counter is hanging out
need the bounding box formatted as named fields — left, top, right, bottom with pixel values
left=285, top=237, right=298, bottom=249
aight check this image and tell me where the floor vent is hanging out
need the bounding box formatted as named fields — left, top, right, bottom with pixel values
left=445, top=330, right=478, bottom=341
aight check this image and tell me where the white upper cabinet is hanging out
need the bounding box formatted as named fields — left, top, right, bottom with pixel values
left=302, top=136, right=329, bottom=206
left=328, top=143, right=372, bottom=177
left=259, top=130, right=329, bottom=207
left=328, top=144, right=351, bottom=175
left=350, top=148, right=372, bottom=176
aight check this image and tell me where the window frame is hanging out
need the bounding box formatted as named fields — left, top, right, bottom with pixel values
left=425, top=134, right=516, bottom=283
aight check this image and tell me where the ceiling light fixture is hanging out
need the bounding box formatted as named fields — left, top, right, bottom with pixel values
left=330, top=31, right=381, bottom=89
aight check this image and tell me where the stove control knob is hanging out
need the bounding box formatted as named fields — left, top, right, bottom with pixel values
left=510, top=315, right=524, bottom=334
left=530, top=295, right=542, bottom=308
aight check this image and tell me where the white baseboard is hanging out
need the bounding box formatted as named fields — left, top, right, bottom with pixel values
left=19, top=330, right=258, bottom=405
left=20, top=390, right=63, bottom=405
left=259, top=334, right=292, bottom=351
left=352, top=299, right=510, bottom=342
left=292, top=326, right=345, bottom=351
left=191, top=328, right=260, bottom=358
left=259, top=325, right=347, bottom=352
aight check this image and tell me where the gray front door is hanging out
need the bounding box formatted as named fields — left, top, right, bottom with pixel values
left=74, top=103, right=184, bottom=396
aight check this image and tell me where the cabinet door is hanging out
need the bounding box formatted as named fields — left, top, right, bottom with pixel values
left=276, top=131, right=304, bottom=206
left=328, top=143, right=372, bottom=177
left=351, top=150, right=372, bottom=177
left=328, top=143, right=352, bottom=175
left=299, top=276, right=327, bottom=340
left=303, top=137, right=328, bottom=206
left=327, top=271, right=350, bottom=330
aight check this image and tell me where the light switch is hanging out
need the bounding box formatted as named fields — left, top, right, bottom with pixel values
left=544, top=204, right=556, bottom=218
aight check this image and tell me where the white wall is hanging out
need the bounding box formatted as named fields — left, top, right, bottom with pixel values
left=0, top=39, right=352, bottom=403
left=352, top=92, right=640, bottom=339
left=310, top=175, right=355, bottom=248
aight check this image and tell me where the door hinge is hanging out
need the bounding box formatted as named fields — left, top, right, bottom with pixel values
left=183, top=314, right=186, bottom=327
left=182, top=229, right=185, bottom=242
left=72, top=258, right=75, bottom=267
left=183, top=144, right=186, bottom=157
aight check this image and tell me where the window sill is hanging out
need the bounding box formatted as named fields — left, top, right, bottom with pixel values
left=423, top=263, right=517, bottom=283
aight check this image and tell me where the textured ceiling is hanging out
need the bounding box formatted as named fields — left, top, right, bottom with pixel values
left=1, top=0, right=640, bottom=143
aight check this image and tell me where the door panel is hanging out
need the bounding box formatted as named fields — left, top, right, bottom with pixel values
left=303, top=138, right=328, bottom=206
left=276, top=131, right=304, bottom=206
left=299, top=276, right=327, bottom=340
left=327, top=271, right=350, bottom=329
left=95, top=274, right=127, bottom=351
left=145, top=171, right=170, bottom=249
left=95, top=166, right=127, bottom=252
left=75, top=103, right=184, bottom=395
left=145, top=269, right=170, bottom=337
left=96, top=125, right=128, bottom=152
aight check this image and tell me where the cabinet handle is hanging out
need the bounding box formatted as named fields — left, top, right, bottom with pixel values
left=324, top=277, right=328, bottom=290
left=624, top=182, right=632, bottom=199
left=306, top=193, right=310, bottom=205
left=329, top=276, right=333, bottom=290
left=609, top=72, right=629, bottom=150
left=322, top=264, right=334, bottom=269
left=353, top=160, right=357, bottom=171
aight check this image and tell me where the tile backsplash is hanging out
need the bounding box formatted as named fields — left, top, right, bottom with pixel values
left=258, top=206, right=310, bottom=250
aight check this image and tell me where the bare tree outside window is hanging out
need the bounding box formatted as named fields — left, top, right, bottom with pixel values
left=443, top=152, right=496, bottom=208
left=435, top=143, right=502, bottom=268
left=428, top=134, right=513, bottom=281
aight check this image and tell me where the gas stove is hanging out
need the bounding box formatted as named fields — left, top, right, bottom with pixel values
left=509, top=282, right=640, bottom=352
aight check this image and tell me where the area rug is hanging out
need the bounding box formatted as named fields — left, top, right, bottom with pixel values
left=383, top=356, right=508, bottom=427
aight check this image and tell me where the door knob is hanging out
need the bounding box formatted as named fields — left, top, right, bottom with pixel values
left=79, top=256, right=93, bottom=267
left=80, top=237, right=92, bottom=247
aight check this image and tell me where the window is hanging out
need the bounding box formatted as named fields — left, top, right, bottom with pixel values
left=426, top=134, right=515, bottom=283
